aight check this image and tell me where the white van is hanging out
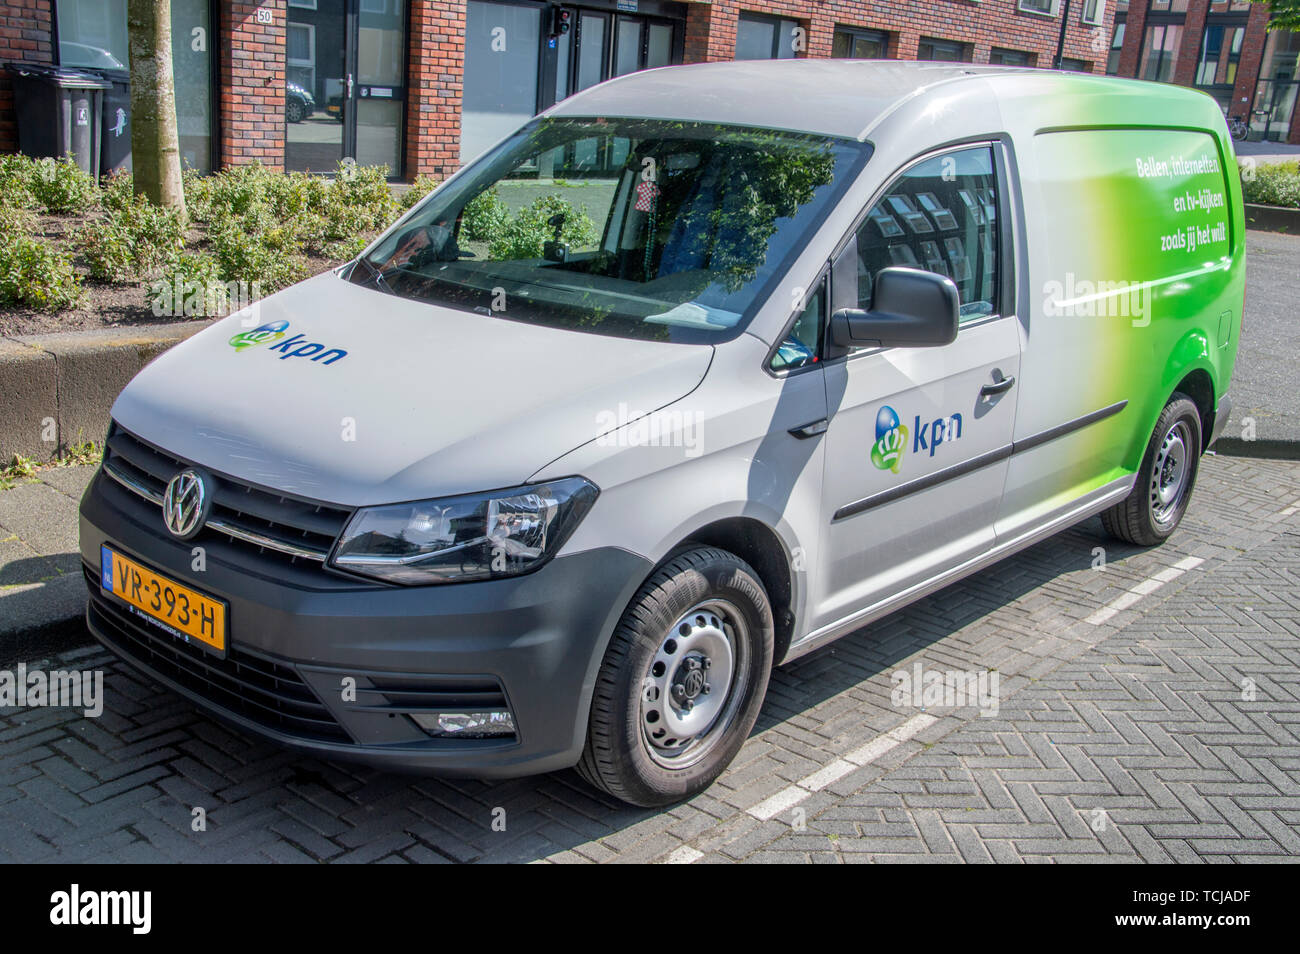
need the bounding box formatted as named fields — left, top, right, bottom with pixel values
left=81, top=61, right=1243, bottom=806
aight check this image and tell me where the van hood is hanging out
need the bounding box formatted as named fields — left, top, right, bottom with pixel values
left=111, top=271, right=713, bottom=507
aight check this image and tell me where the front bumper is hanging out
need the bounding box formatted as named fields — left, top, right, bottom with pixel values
left=79, top=467, right=652, bottom=777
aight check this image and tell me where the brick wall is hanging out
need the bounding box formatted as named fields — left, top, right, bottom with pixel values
left=679, top=0, right=1112, bottom=69
left=220, top=0, right=286, bottom=169
left=406, top=0, right=464, bottom=179
left=0, top=0, right=53, bottom=154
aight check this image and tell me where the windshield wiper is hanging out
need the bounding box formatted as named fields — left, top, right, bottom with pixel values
left=353, top=256, right=395, bottom=295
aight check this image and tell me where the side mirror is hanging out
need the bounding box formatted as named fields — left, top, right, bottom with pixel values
left=829, top=267, right=960, bottom=351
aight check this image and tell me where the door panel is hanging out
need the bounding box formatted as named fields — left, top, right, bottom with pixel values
left=356, top=0, right=407, bottom=171
left=287, top=0, right=407, bottom=175
left=810, top=144, right=1021, bottom=633
left=286, top=0, right=347, bottom=173
left=814, top=323, right=1020, bottom=629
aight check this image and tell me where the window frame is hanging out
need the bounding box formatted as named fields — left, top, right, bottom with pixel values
left=736, top=11, right=802, bottom=60
left=1017, top=0, right=1061, bottom=17
left=917, top=36, right=973, bottom=62
left=831, top=25, right=890, bottom=60
left=822, top=139, right=1018, bottom=365
left=1080, top=0, right=1106, bottom=25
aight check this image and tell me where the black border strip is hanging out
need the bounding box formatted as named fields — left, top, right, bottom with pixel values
left=831, top=400, right=1128, bottom=522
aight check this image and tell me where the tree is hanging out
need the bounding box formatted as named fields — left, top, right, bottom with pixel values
left=1250, top=0, right=1300, bottom=32
left=127, top=0, right=186, bottom=215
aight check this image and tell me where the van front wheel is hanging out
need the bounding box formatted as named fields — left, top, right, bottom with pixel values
left=577, top=547, right=774, bottom=807
left=1102, top=393, right=1203, bottom=546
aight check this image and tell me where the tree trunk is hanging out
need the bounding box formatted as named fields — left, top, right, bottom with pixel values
left=127, top=0, right=187, bottom=215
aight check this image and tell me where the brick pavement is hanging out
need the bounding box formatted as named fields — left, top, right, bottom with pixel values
left=0, top=452, right=1296, bottom=863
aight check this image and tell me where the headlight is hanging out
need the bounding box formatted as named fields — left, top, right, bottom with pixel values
left=330, top=477, right=598, bottom=584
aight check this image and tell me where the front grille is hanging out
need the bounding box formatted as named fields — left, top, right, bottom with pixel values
left=86, top=567, right=352, bottom=744
left=103, top=424, right=352, bottom=565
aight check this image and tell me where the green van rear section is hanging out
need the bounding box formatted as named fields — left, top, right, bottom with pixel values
left=995, top=73, right=1243, bottom=520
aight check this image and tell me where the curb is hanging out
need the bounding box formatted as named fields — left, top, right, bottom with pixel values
left=0, top=320, right=209, bottom=462
left=0, top=612, right=94, bottom=669
left=1245, top=203, right=1300, bottom=234
left=1211, top=437, right=1300, bottom=461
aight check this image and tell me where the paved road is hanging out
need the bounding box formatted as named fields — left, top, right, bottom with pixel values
left=1, top=452, right=1296, bottom=863
left=1228, top=230, right=1300, bottom=447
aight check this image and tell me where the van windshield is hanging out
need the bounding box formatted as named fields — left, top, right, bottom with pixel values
left=349, top=117, right=871, bottom=343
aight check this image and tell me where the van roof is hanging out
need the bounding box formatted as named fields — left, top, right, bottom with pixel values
left=546, top=60, right=1215, bottom=141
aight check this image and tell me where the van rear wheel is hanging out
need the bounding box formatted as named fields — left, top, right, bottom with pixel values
left=1101, top=393, right=1202, bottom=546
left=577, top=547, right=774, bottom=807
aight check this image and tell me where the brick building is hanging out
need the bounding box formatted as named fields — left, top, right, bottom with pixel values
left=1, top=0, right=1203, bottom=182
left=1107, top=0, right=1300, bottom=144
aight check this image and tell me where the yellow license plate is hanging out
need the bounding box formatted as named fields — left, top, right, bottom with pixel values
left=100, top=546, right=227, bottom=654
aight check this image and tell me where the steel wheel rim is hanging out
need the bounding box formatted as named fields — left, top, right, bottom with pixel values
left=640, top=599, right=749, bottom=770
left=1150, top=419, right=1192, bottom=528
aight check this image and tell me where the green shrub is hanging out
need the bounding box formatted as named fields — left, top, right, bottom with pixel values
left=398, top=174, right=441, bottom=212
left=209, top=208, right=307, bottom=293
left=99, top=170, right=136, bottom=214
left=0, top=233, right=81, bottom=311
left=1241, top=159, right=1300, bottom=209
left=487, top=195, right=598, bottom=261
left=460, top=187, right=509, bottom=241
left=0, top=154, right=38, bottom=209
left=328, top=161, right=398, bottom=233
left=146, top=252, right=231, bottom=318
left=28, top=157, right=98, bottom=214
left=75, top=194, right=186, bottom=283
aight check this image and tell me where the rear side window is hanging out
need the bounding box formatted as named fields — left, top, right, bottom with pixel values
left=853, top=146, right=999, bottom=322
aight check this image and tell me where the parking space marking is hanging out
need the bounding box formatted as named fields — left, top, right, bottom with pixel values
left=745, top=714, right=939, bottom=822
left=1084, top=555, right=1204, bottom=626
left=664, top=845, right=704, bottom=864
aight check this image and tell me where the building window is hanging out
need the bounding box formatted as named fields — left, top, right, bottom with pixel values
left=462, top=0, right=542, bottom=162
left=54, top=0, right=215, bottom=174
left=1139, top=23, right=1182, bottom=82
left=1080, top=0, right=1106, bottom=25
left=990, top=48, right=1036, bottom=66
left=1017, top=0, right=1060, bottom=16
left=832, top=26, right=889, bottom=59
left=736, top=12, right=800, bottom=60
left=1196, top=24, right=1244, bottom=90
left=1147, top=0, right=1189, bottom=12
left=1107, top=21, right=1126, bottom=74
left=918, top=37, right=972, bottom=62
left=1060, top=57, right=1092, bottom=71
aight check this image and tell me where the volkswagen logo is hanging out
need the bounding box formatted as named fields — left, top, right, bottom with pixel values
left=162, top=469, right=210, bottom=540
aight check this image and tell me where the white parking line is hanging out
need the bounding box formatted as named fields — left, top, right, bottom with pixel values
left=1084, top=555, right=1204, bottom=625
left=663, top=845, right=704, bottom=865
left=746, top=713, right=939, bottom=822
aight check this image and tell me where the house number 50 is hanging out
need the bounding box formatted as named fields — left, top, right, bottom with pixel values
left=256, top=8, right=273, bottom=24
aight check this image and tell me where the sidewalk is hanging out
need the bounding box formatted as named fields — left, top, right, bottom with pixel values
left=1235, top=140, right=1300, bottom=165
left=0, top=464, right=95, bottom=662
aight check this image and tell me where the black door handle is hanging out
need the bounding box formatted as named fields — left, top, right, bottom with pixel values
left=788, top=419, right=828, bottom=439
left=980, top=375, right=1016, bottom=397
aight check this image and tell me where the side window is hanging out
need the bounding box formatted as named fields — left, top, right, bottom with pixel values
left=769, top=280, right=825, bottom=372
left=854, top=146, right=999, bottom=323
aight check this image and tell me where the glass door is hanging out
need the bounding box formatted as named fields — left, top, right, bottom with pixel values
left=286, top=0, right=407, bottom=176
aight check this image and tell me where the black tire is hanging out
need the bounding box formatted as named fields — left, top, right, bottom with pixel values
left=577, top=546, right=774, bottom=807
left=286, top=101, right=307, bottom=124
left=1101, top=393, right=1202, bottom=546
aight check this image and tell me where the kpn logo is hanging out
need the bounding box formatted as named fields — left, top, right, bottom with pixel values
left=227, top=319, right=348, bottom=365
left=229, top=319, right=288, bottom=352
left=871, top=405, right=908, bottom=474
